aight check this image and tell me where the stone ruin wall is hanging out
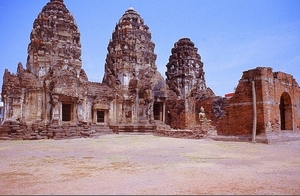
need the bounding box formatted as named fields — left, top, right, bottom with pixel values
left=1, top=0, right=300, bottom=141
left=158, top=96, right=220, bottom=139
left=262, top=68, right=300, bottom=131
left=194, top=96, right=226, bottom=129
left=217, top=68, right=265, bottom=135
left=165, top=99, right=189, bottom=129
left=218, top=67, right=300, bottom=135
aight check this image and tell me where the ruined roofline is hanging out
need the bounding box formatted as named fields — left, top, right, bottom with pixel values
left=242, top=66, right=299, bottom=87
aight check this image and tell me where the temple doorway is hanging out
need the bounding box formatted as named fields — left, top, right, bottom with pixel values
left=153, top=102, right=163, bottom=121
left=97, top=111, right=105, bottom=123
left=279, top=92, right=293, bottom=130
left=62, top=103, right=73, bottom=121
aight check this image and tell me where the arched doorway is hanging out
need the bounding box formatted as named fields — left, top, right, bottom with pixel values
left=279, top=92, right=293, bottom=130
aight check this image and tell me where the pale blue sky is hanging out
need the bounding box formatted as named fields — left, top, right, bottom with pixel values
left=0, top=0, right=299, bottom=96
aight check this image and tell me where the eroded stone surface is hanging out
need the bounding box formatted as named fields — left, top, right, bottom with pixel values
left=1, top=0, right=89, bottom=139
left=28, top=0, right=82, bottom=79
left=1, top=0, right=299, bottom=142
left=218, top=67, right=300, bottom=135
left=165, top=38, right=215, bottom=129
left=166, top=38, right=207, bottom=99
left=102, top=7, right=167, bottom=128
left=0, top=3, right=169, bottom=139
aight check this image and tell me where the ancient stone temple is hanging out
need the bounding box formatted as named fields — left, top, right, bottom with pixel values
left=1, top=0, right=91, bottom=139
left=1, top=0, right=300, bottom=142
left=165, top=38, right=215, bottom=129
left=0, top=0, right=170, bottom=139
left=102, top=7, right=168, bottom=132
left=166, top=38, right=207, bottom=99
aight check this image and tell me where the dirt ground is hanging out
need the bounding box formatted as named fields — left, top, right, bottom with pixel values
left=0, top=134, right=300, bottom=195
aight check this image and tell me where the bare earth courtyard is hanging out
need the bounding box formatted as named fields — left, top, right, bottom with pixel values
left=0, top=134, right=300, bottom=195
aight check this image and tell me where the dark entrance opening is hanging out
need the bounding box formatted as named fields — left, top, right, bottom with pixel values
left=97, top=111, right=105, bottom=123
left=153, top=102, right=163, bottom=121
left=62, top=103, right=72, bottom=121
left=279, top=92, right=293, bottom=130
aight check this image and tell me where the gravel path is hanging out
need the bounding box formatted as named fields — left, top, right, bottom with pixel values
left=0, top=134, right=300, bottom=195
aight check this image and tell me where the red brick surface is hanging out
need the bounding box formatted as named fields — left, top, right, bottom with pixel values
left=219, top=67, right=300, bottom=135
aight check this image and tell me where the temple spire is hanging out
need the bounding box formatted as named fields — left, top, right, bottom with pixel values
left=50, top=0, right=64, bottom=3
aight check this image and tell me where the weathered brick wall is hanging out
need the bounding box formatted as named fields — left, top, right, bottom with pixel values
left=195, top=97, right=225, bottom=125
left=165, top=98, right=201, bottom=129
left=257, top=68, right=300, bottom=132
left=218, top=67, right=300, bottom=136
left=165, top=99, right=186, bottom=129
left=269, top=71, right=300, bottom=130
left=0, top=121, right=110, bottom=140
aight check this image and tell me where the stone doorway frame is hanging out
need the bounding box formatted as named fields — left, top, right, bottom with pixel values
left=96, top=110, right=105, bottom=123
left=279, top=92, right=293, bottom=130
left=62, top=103, right=73, bottom=122
left=153, top=102, right=164, bottom=121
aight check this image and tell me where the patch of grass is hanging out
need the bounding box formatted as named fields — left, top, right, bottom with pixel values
left=215, top=143, right=235, bottom=148
left=83, top=156, right=94, bottom=159
left=0, top=171, right=34, bottom=183
left=61, top=171, right=91, bottom=179
left=107, top=161, right=143, bottom=173
left=114, top=135, right=128, bottom=139
left=105, top=155, right=127, bottom=162
left=40, top=157, right=57, bottom=164
left=110, top=161, right=130, bottom=169
left=291, top=161, right=300, bottom=165
left=184, top=154, right=229, bottom=163
left=75, top=165, right=99, bottom=171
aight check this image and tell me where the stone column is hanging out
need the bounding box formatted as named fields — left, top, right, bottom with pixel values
left=51, top=95, right=60, bottom=124
left=77, top=98, right=83, bottom=122
left=133, top=88, right=139, bottom=123
left=252, top=80, right=257, bottom=143
left=36, top=92, right=43, bottom=121
left=162, top=102, right=166, bottom=123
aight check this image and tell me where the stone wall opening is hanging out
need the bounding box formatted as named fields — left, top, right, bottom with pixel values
left=154, top=102, right=163, bottom=121
left=280, top=92, right=293, bottom=130
left=97, top=110, right=105, bottom=123
left=62, top=103, right=73, bottom=122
